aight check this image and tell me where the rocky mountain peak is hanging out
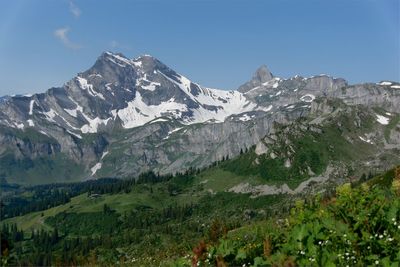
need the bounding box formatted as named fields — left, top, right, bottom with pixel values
left=253, top=65, right=274, bottom=83
left=0, top=51, right=399, bottom=184
left=238, top=65, right=274, bottom=93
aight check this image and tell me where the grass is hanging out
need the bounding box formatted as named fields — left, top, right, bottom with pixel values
left=1, top=182, right=198, bottom=231
left=1, top=194, right=88, bottom=231
left=1, top=168, right=276, bottom=233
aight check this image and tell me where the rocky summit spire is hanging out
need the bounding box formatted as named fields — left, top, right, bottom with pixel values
left=238, top=65, right=274, bottom=93
left=253, top=65, right=273, bottom=83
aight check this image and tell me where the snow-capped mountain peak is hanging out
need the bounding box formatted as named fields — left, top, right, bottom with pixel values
left=0, top=52, right=267, bottom=134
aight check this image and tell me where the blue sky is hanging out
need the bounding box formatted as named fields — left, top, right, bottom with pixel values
left=0, top=0, right=399, bottom=95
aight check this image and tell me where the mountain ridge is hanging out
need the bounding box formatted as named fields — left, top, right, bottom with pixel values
left=0, top=51, right=399, bottom=184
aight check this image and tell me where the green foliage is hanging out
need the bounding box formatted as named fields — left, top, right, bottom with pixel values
left=184, top=180, right=400, bottom=266
left=45, top=211, right=120, bottom=236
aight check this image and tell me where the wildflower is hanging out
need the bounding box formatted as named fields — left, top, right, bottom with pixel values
left=318, top=241, right=322, bottom=245
left=375, top=260, right=379, bottom=265
left=379, top=235, right=383, bottom=239
left=392, top=218, right=395, bottom=221
left=343, top=234, right=347, bottom=237
left=394, top=221, right=397, bottom=226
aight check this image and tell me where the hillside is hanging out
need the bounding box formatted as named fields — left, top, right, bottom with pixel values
left=1, top=164, right=398, bottom=266
left=177, top=167, right=400, bottom=267
left=1, top=103, right=399, bottom=265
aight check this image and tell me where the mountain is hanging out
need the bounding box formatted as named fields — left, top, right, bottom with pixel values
left=0, top=51, right=399, bottom=184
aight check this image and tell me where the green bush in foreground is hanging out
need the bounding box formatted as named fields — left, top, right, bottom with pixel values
left=179, top=183, right=400, bottom=267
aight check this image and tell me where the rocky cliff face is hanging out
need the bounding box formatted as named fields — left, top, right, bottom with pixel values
left=0, top=52, right=399, bottom=184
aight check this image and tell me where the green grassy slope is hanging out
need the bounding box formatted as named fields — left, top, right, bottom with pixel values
left=175, top=167, right=400, bottom=267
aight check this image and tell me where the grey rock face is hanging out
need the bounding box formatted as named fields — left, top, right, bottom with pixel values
left=238, top=65, right=274, bottom=93
left=0, top=52, right=399, bottom=184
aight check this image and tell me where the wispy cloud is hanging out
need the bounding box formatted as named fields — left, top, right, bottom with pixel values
left=109, top=40, right=132, bottom=51
left=69, top=1, right=81, bottom=18
left=54, top=27, right=82, bottom=50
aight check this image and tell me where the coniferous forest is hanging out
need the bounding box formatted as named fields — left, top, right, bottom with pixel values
left=1, top=160, right=399, bottom=266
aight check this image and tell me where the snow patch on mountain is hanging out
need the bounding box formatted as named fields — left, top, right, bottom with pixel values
left=67, top=130, right=82, bottom=139
left=76, top=77, right=105, bottom=100
left=378, top=81, right=392, bottom=86
left=164, top=127, right=184, bottom=140
left=115, top=92, right=187, bottom=129
left=90, top=163, right=102, bottom=176
left=81, top=115, right=112, bottom=133
left=300, top=94, right=316, bottom=103
left=238, top=114, right=254, bottom=122
left=376, top=114, right=389, bottom=125
left=359, top=136, right=373, bottom=144
left=64, top=96, right=84, bottom=118
left=142, top=82, right=160, bottom=91
left=16, top=123, right=24, bottom=129
left=150, top=118, right=170, bottom=124
left=29, top=100, right=35, bottom=115
left=43, top=109, right=57, bottom=123
left=101, top=151, right=109, bottom=159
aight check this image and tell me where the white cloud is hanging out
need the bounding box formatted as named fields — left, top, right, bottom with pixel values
left=109, top=40, right=132, bottom=50
left=69, top=1, right=81, bottom=18
left=54, top=27, right=81, bottom=50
